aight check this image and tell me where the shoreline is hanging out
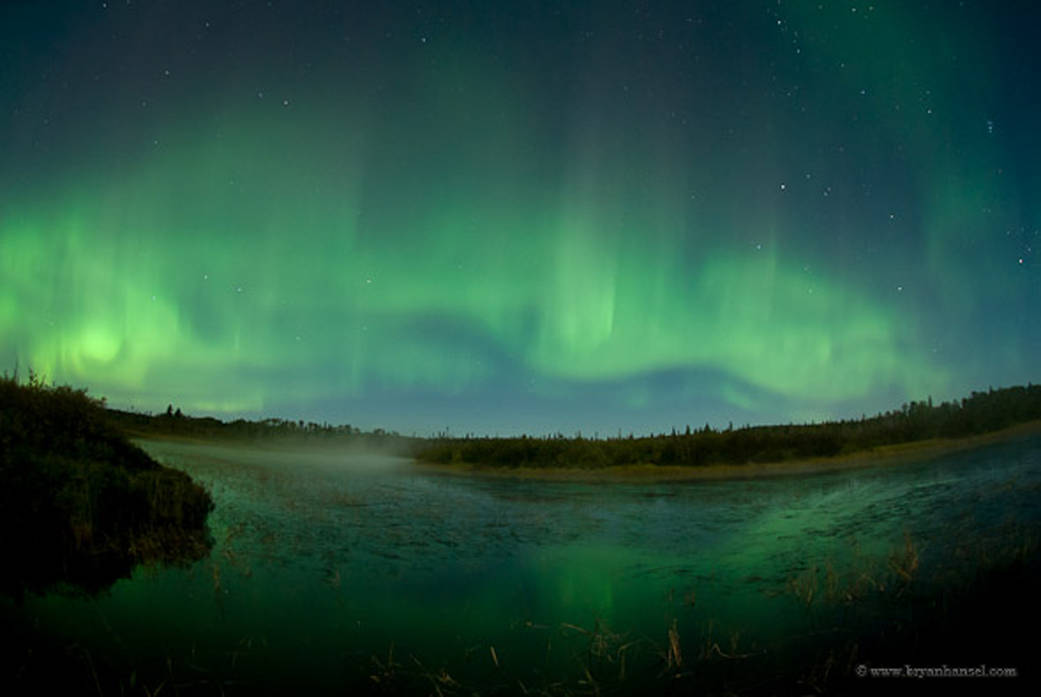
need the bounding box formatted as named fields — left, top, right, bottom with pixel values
left=122, top=418, right=1041, bottom=483
left=410, top=418, right=1041, bottom=483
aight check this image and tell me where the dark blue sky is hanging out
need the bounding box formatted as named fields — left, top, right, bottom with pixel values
left=1, top=1, right=1039, bottom=435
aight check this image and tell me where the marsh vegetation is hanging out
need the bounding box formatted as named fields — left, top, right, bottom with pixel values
left=0, top=372, right=214, bottom=597
left=2, top=431, right=1038, bottom=694
left=416, top=384, right=1041, bottom=470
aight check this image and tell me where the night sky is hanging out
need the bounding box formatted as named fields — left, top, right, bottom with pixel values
left=2, top=1, right=1038, bottom=436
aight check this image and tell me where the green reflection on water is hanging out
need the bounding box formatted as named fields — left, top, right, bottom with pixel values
left=7, top=436, right=1041, bottom=694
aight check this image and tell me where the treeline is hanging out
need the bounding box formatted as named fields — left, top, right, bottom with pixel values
left=106, top=405, right=422, bottom=451
left=415, top=384, right=1041, bottom=469
left=0, top=372, right=213, bottom=596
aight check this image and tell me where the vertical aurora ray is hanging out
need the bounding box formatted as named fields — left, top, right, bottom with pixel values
left=1, top=0, right=1038, bottom=433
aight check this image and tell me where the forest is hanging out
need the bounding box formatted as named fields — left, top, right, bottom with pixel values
left=106, top=403, right=421, bottom=450
left=414, top=384, right=1041, bottom=469
left=94, top=381, right=1041, bottom=470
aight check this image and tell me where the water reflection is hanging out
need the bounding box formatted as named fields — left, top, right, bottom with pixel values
left=6, top=434, right=1039, bottom=694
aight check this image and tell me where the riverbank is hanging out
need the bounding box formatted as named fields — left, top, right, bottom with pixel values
left=0, top=375, right=214, bottom=597
left=412, top=418, right=1041, bottom=482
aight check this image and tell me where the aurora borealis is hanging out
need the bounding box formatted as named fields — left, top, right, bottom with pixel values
left=1, top=1, right=1038, bottom=435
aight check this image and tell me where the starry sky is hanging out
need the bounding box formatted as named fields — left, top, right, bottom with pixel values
left=1, top=1, right=1038, bottom=436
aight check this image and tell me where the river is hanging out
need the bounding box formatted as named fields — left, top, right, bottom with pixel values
left=5, top=434, right=1040, bottom=694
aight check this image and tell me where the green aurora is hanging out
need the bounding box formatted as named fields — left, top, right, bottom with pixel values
left=1, top=1, right=1038, bottom=434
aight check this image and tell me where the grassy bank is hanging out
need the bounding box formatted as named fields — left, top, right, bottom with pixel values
left=0, top=373, right=214, bottom=597
left=414, top=419, right=1041, bottom=482
left=415, top=383, right=1041, bottom=476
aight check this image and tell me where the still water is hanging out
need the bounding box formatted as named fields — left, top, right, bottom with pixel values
left=10, top=435, right=1041, bottom=694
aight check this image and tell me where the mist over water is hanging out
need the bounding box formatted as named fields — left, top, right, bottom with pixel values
left=8, top=435, right=1041, bottom=693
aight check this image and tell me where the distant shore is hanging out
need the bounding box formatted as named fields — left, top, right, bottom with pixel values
left=411, top=418, right=1041, bottom=482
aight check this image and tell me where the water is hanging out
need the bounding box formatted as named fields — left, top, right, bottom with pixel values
left=6, top=435, right=1041, bottom=694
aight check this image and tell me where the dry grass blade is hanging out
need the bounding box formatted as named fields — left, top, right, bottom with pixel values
left=667, top=620, right=682, bottom=669
left=888, top=531, right=920, bottom=585
left=708, top=643, right=763, bottom=660
left=580, top=665, right=600, bottom=697
left=560, top=622, right=591, bottom=635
